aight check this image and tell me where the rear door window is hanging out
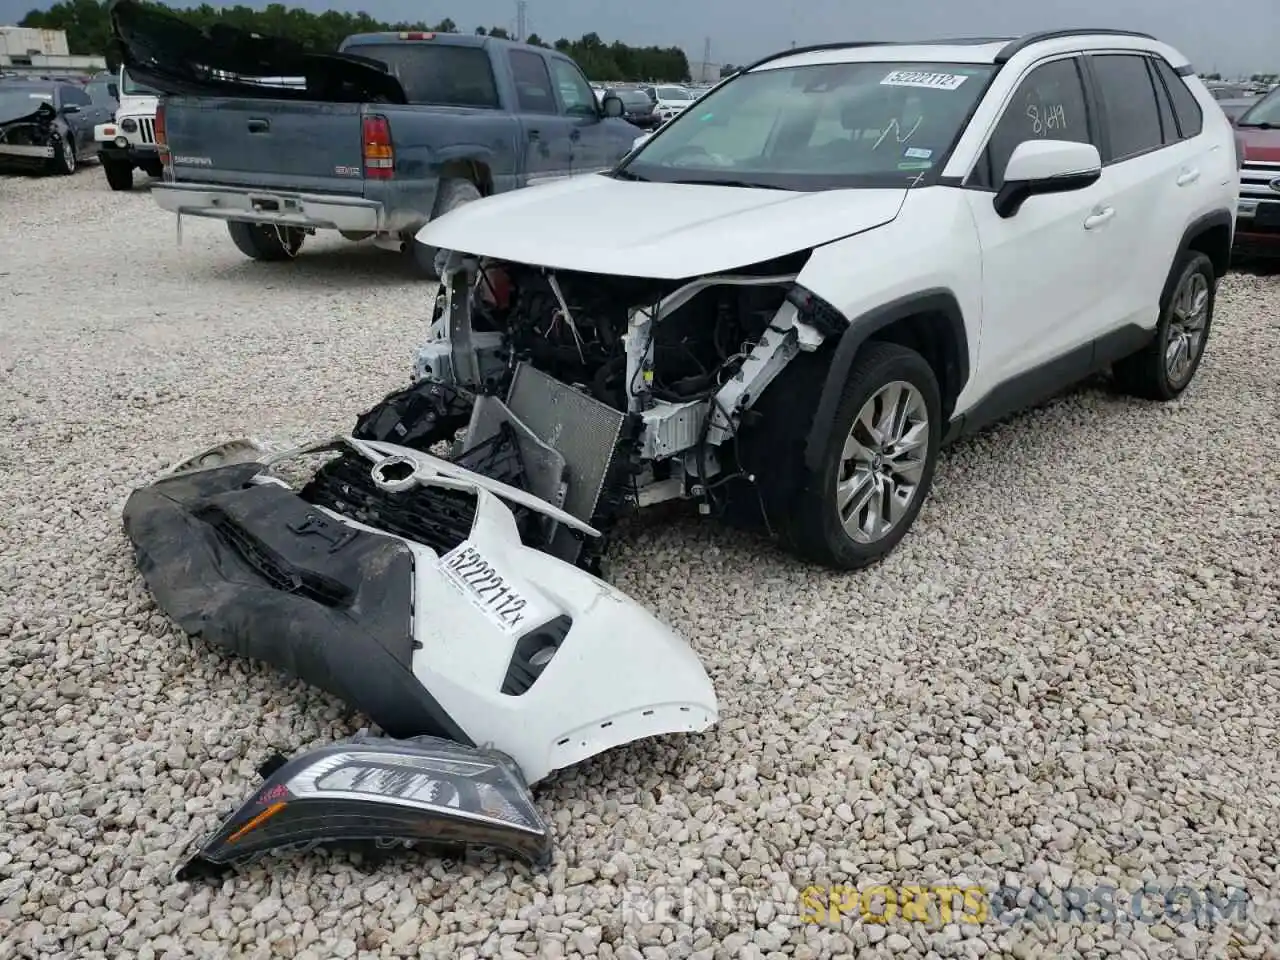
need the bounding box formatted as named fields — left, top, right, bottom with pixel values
left=1090, top=54, right=1165, bottom=161
left=508, top=50, right=557, bottom=114
left=346, top=43, right=500, bottom=108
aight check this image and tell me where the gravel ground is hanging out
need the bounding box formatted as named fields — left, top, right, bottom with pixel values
left=1, top=166, right=1278, bottom=960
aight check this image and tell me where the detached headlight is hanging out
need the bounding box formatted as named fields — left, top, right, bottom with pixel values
left=176, top=734, right=551, bottom=880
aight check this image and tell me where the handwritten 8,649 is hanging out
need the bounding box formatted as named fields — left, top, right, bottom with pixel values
left=800, top=885, right=990, bottom=925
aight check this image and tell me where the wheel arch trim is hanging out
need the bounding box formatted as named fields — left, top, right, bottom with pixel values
left=803, top=289, right=970, bottom=472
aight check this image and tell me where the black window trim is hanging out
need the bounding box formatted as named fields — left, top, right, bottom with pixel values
left=1144, top=56, right=1178, bottom=146
left=1084, top=52, right=1174, bottom=166
left=959, top=52, right=1098, bottom=193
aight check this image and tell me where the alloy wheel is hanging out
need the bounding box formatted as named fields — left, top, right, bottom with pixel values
left=835, top=380, right=931, bottom=544
left=1166, top=270, right=1209, bottom=386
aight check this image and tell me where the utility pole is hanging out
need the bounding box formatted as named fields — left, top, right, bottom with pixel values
left=515, top=0, right=527, bottom=42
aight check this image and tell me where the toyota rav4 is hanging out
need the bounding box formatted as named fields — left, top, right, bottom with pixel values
left=410, top=29, right=1238, bottom=571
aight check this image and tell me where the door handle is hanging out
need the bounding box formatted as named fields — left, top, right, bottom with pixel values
left=247, top=118, right=270, bottom=134
left=1083, top=207, right=1115, bottom=230
left=1176, top=167, right=1201, bottom=187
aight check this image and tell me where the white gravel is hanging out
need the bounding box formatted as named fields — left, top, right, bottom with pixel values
left=1, top=166, right=1278, bottom=960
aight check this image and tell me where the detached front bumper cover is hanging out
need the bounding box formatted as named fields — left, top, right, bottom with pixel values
left=177, top=733, right=552, bottom=880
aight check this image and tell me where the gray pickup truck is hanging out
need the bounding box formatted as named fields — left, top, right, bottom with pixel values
left=108, top=0, right=640, bottom=275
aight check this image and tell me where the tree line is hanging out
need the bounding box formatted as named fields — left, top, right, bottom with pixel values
left=19, top=0, right=695, bottom=81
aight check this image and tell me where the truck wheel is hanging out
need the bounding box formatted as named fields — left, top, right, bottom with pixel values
left=733, top=342, right=942, bottom=570
left=142, top=161, right=164, bottom=179
left=408, top=178, right=483, bottom=279
left=227, top=221, right=305, bottom=262
left=103, top=158, right=134, bottom=191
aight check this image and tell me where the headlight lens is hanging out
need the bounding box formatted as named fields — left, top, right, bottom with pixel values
left=176, top=734, right=551, bottom=880
left=120, top=118, right=138, bottom=133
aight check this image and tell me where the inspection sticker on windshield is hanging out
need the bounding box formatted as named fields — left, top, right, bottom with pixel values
left=439, top=543, right=531, bottom=634
left=904, top=147, right=933, bottom=159
left=881, top=70, right=968, bottom=90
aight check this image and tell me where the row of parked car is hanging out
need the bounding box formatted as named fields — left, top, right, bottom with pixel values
left=588, top=81, right=710, bottom=129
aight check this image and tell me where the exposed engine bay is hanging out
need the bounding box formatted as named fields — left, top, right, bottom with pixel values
left=0, top=99, right=64, bottom=159
left=413, top=250, right=849, bottom=552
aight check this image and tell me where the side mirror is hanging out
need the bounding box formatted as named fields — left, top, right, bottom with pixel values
left=994, top=140, right=1101, bottom=218
left=602, top=94, right=624, bottom=119
left=62, top=104, right=81, bottom=115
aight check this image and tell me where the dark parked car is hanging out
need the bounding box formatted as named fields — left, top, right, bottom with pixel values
left=0, top=80, right=113, bottom=174
left=605, top=87, right=660, bottom=129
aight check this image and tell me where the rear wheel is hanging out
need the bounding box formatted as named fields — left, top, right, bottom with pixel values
left=1112, top=250, right=1215, bottom=401
left=226, top=221, right=306, bottom=262
left=103, top=158, right=134, bottom=191
left=734, top=342, right=942, bottom=569
left=407, top=178, right=483, bottom=279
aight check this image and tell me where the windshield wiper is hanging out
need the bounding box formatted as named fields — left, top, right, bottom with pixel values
left=669, top=178, right=791, bottom=190
left=612, top=168, right=650, bottom=182
left=1237, top=121, right=1274, bottom=129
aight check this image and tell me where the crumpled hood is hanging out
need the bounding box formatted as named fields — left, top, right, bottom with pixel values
left=418, top=173, right=907, bottom=279
left=1238, top=126, right=1280, bottom=164
left=0, top=100, right=54, bottom=129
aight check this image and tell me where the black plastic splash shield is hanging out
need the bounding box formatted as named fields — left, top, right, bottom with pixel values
left=121, top=463, right=470, bottom=744
left=177, top=735, right=552, bottom=879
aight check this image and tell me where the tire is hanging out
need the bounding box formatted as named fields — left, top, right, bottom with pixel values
left=226, top=221, right=306, bottom=262
left=50, top=136, right=76, bottom=175
left=103, top=158, right=134, bottom=191
left=141, top=161, right=164, bottom=179
left=1112, top=250, right=1215, bottom=402
left=734, top=341, right=943, bottom=570
left=407, top=178, right=483, bottom=279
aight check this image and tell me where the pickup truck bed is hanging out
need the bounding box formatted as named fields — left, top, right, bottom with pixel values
left=108, top=0, right=640, bottom=273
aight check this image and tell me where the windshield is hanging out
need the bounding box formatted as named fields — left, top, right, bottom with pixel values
left=1238, top=87, right=1280, bottom=127
left=619, top=60, right=995, bottom=190
left=658, top=86, right=692, bottom=101
left=616, top=90, right=651, bottom=109
left=0, top=88, right=53, bottom=119
left=121, top=68, right=160, bottom=96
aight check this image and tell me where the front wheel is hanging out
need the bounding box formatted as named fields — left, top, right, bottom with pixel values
left=1112, top=250, right=1215, bottom=401
left=103, top=157, right=134, bottom=191
left=736, top=342, right=942, bottom=570
left=50, top=136, right=76, bottom=175
left=226, top=221, right=306, bottom=261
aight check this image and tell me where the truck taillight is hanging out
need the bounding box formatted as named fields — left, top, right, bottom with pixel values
left=398, top=31, right=435, bottom=40
left=154, top=102, right=167, bottom=150
left=363, top=114, right=394, bottom=179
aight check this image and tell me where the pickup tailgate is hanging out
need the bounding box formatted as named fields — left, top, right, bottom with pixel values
left=163, top=97, right=365, bottom=193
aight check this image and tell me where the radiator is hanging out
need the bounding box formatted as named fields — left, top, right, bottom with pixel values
left=504, top=363, right=627, bottom=565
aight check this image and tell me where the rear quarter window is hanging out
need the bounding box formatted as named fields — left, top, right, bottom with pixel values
left=346, top=43, right=500, bottom=108
left=1152, top=59, right=1204, bottom=138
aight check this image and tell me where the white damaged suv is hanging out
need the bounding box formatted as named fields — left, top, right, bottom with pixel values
left=414, top=29, right=1239, bottom=570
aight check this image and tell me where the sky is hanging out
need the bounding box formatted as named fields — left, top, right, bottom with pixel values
left=2, top=0, right=1277, bottom=77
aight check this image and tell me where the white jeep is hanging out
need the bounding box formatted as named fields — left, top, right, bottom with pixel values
left=409, top=29, right=1238, bottom=571
left=93, top=66, right=163, bottom=191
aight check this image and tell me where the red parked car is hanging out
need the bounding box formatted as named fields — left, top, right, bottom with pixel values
left=1233, top=87, right=1280, bottom=259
